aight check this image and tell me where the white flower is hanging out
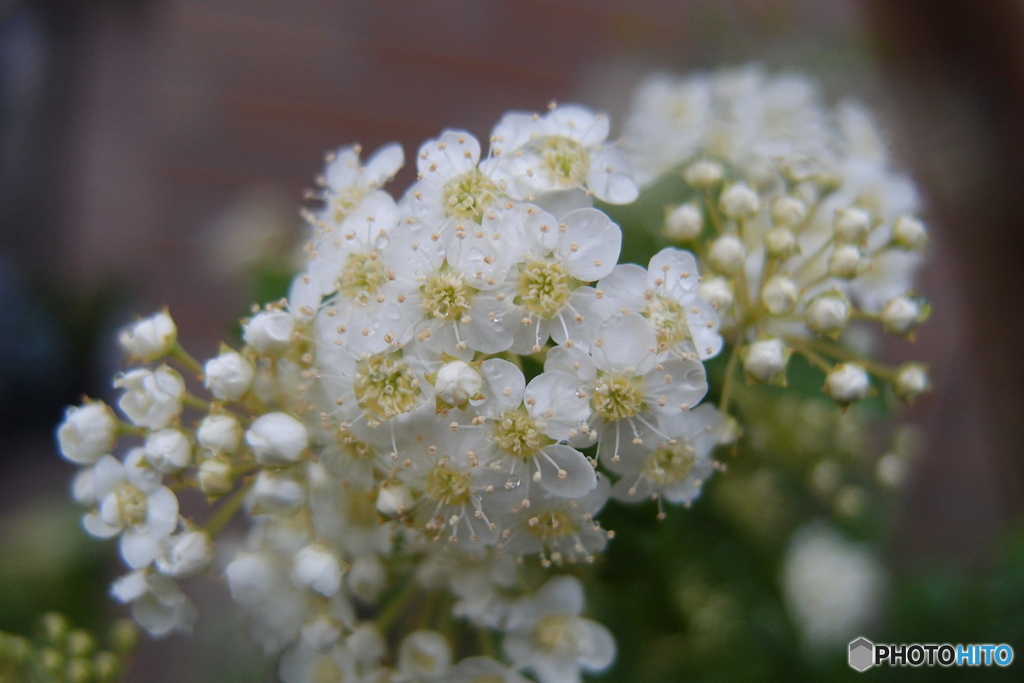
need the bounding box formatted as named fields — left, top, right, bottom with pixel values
left=446, top=656, right=531, bottom=683
left=57, top=400, right=117, bottom=465
left=435, top=360, right=483, bottom=408
left=398, top=630, right=452, bottom=679
left=196, top=414, right=242, bottom=454
left=346, top=555, right=385, bottom=603
left=782, top=523, right=885, bottom=650
left=114, top=366, right=184, bottom=430
left=83, top=449, right=179, bottom=569
left=111, top=570, right=197, bottom=637
left=491, top=105, right=638, bottom=204
left=204, top=351, right=255, bottom=401
left=243, top=310, right=296, bottom=355
left=824, top=363, right=870, bottom=404
left=744, top=338, right=789, bottom=382
left=503, top=576, right=616, bottom=683
left=118, top=310, right=177, bottom=361
left=246, top=412, right=309, bottom=465
left=144, top=428, right=192, bottom=474
left=155, top=530, right=214, bottom=578
left=315, top=142, right=404, bottom=223
left=291, top=544, right=343, bottom=597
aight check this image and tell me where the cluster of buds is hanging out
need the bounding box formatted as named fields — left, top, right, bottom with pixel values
left=0, top=613, right=137, bottom=683
left=625, top=66, right=931, bottom=408
left=54, top=67, right=930, bottom=682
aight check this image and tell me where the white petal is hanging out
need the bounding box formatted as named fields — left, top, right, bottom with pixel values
left=544, top=345, right=596, bottom=383
left=535, top=444, right=597, bottom=498
left=525, top=372, right=590, bottom=439
left=648, top=247, right=701, bottom=296
left=596, top=264, right=648, bottom=309
left=417, top=129, right=480, bottom=180
left=478, top=359, right=525, bottom=416
left=587, top=146, right=639, bottom=204
left=121, top=528, right=160, bottom=569
left=288, top=274, right=321, bottom=322
left=83, top=512, right=121, bottom=539
left=591, top=313, right=657, bottom=375
left=463, top=296, right=517, bottom=354
left=145, top=487, right=180, bottom=538
left=577, top=619, right=616, bottom=671
left=91, top=454, right=126, bottom=498
left=644, top=357, right=708, bottom=414
left=547, top=105, right=609, bottom=147
left=552, top=287, right=615, bottom=351
left=536, top=575, right=584, bottom=616
left=364, top=142, right=405, bottom=186
left=558, top=209, right=621, bottom=282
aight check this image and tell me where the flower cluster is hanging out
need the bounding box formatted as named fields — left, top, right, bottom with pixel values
left=54, top=67, right=931, bottom=682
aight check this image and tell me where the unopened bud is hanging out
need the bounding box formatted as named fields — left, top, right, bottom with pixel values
left=744, top=339, right=789, bottom=382
left=435, top=361, right=482, bottom=408
left=833, top=207, right=871, bottom=244
left=761, top=276, right=798, bottom=315
left=246, top=412, right=309, bottom=465
left=664, top=202, right=704, bottom=241
left=698, top=276, right=734, bottom=311
left=683, top=159, right=724, bottom=188
left=708, top=235, right=746, bottom=275
left=881, top=295, right=928, bottom=335
left=764, top=227, right=797, bottom=259
left=892, top=215, right=927, bottom=250
left=198, top=458, right=234, bottom=496
left=144, top=428, right=192, bottom=474
left=204, top=352, right=255, bottom=401
left=243, top=311, right=295, bottom=355
left=895, top=363, right=930, bottom=402
left=292, top=544, right=343, bottom=597
left=719, top=182, right=761, bottom=219
left=828, top=244, right=863, bottom=279
left=197, top=414, right=242, bottom=454
left=771, top=195, right=807, bottom=227
left=805, top=293, right=850, bottom=336
left=376, top=483, right=414, bottom=517
left=824, top=363, right=870, bottom=405
left=119, top=310, right=177, bottom=361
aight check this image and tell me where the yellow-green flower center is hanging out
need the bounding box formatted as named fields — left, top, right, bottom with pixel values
left=538, top=136, right=590, bottom=187
left=421, top=269, right=474, bottom=321
left=533, top=614, right=578, bottom=654
left=526, top=508, right=577, bottom=541
left=643, top=442, right=696, bottom=486
left=442, top=168, right=500, bottom=222
left=425, top=464, right=471, bottom=506
left=593, top=374, right=645, bottom=421
left=490, top=410, right=543, bottom=458
left=338, top=252, right=386, bottom=304
left=645, top=296, right=691, bottom=347
left=353, top=353, right=421, bottom=422
left=311, top=655, right=345, bottom=683
left=518, top=260, right=572, bottom=318
left=115, top=482, right=148, bottom=527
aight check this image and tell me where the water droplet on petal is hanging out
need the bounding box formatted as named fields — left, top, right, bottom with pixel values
left=506, top=476, right=521, bottom=489
left=375, top=234, right=390, bottom=249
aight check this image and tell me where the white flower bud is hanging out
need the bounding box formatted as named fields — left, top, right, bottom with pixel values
left=347, top=555, right=386, bottom=603
left=699, top=276, right=734, bottom=311
left=204, top=352, right=255, bottom=402
left=252, top=470, right=305, bottom=514
left=376, top=482, right=414, bottom=517
left=892, top=215, right=927, bottom=250
left=156, top=530, right=214, bottom=578
left=435, top=361, right=482, bottom=408
left=806, top=293, right=851, bottom=336
left=246, top=413, right=308, bottom=465
left=761, top=276, right=798, bottom=315
left=664, top=202, right=703, bottom=241
left=881, top=296, right=926, bottom=335
left=198, top=458, right=234, bottom=496
left=764, top=227, right=797, bottom=259
left=825, top=363, right=870, bottom=404
left=683, top=159, right=724, bottom=188
left=398, top=630, right=452, bottom=678
left=144, top=428, right=192, bottom=473
left=347, top=624, right=386, bottom=664
left=226, top=553, right=274, bottom=604
left=115, top=366, right=185, bottom=430
left=301, top=615, right=341, bottom=651
left=118, top=310, right=177, bottom=361
left=292, top=544, right=343, bottom=597
left=197, top=414, right=242, bottom=454
left=828, top=244, right=863, bottom=279
left=833, top=207, right=871, bottom=244
left=719, top=182, right=761, bottom=219
left=57, top=400, right=117, bottom=465
left=243, top=311, right=295, bottom=355
left=895, top=363, right=930, bottom=402
left=771, top=196, right=807, bottom=227
left=744, top=338, right=789, bottom=382
left=708, top=235, right=746, bottom=275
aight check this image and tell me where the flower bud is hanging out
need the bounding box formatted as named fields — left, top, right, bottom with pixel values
left=832, top=207, right=871, bottom=244
left=892, top=215, right=927, bottom=250
left=698, top=276, right=734, bottom=311
left=301, top=615, right=341, bottom=651
left=144, top=428, right=192, bottom=473
left=805, top=293, right=850, bottom=336
left=376, top=482, right=414, bottom=516
left=347, top=555, right=386, bottom=602
left=204, top=352, right=255, bottom=402
left=664, top=202, right=703, bottom=241
left=252, top=470, right=305, bottom=514
left=291, top=544, right=343, bottom=597
left=744, top=338, right=789, bottom=382
left=719, top=182, right=761, bottom=219
left=435, top=361, right=482, bottom=408
left=895, top=363, right=930, bottom=402
left=398, top=631, right=452, bottom=678
left=708, top=235, right=746, bottom=275
left=114, top=366, right=185, bottom=431
left=824, top=363, right=870, bottom=405
left=156, top=530, right=214, bottom=578
left=683, top=159, right=724, bottom=188
left=57, top=401, right=117, bottom=465
left=827, top=244, right=863, bottom=279
left=226, top=554, right=274, bottom=604
left=771, top=195, right=807, bottom=227
left=761, top=276, right=798, bottom=315
left=764, top=227, right=797, bottom=260
left=118, top=310, right=176, bottom=361
left=198, top=458, right=234, bottom=496
left=881, top=295, right=927, bottom=335
left=197, top=414, right=242, bottom=454
left=246, top=413, right=308, bottom=465
left=243, top=311, right=295, bottom=355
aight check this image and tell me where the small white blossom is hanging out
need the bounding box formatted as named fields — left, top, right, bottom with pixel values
left=156, top=530, right=214, bottom=578
left=881, top=295, right=926, bottom=335
left=398, top=630, right=452, bottom=679
left=247, top=413, right=309, bottom=465
left=114, top=366, right=185, bottom=431
left=664, top=202, right=703, bottom=241
left=805, top=293, right=850, bottom=336
left=118, top=310, right=177, bottom=361
left=435, top=360, right=483, bottom=408
left=828, top=244, right=863, bottom=279
left=197, top=414, right=242, bottom=454
left=291, top=544, right=343, bottom=597
left=892, top=215, right=927, bottom=250
left=825, top=363, right=870, bottom=405
left=204, top=351, right=255, bottom=401
left=833, top=207, right=871, bottom=245
left=771, top=195, right=807, bottom=227
left=761, top=276, right=798, bottom=315
left=144, top=428, right=192, bottom=474
left=707, top=235, right=746, bottom=275
left=198, top=458, right=233, bottom=496
left=719, top=182, right=761, bottom=219
left=251, top=470, right=306, bottom=515
left=57, top=400, right=117, bottom=465
left=244, top=310, right=296, bottom=355
left=111, top=570, right=197, bottom=637
left=895, top=363, right=930, bottom=402
left=744, top=338, right=789, bottom=383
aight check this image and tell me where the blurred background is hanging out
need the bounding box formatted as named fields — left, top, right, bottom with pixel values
left=2, top=0, right=1023, bottom=680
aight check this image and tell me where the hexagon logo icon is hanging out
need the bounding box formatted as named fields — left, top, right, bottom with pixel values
left=849, top=637, right=874, bottom=672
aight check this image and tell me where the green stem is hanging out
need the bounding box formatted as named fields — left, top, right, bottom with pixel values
left=202, top=480, right=254, bottom=537
left=792, top=336, right=899, bottom=382
left=375, top=581, right=421, bottom=635
left=718, top=340, right=742, bottom=414
left=170, top=342, right=204, bottom=377
left=183, top=394, right=213, bottom=412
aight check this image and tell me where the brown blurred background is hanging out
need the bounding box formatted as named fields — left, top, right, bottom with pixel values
left=2, top=0, right=1023, bottom=677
